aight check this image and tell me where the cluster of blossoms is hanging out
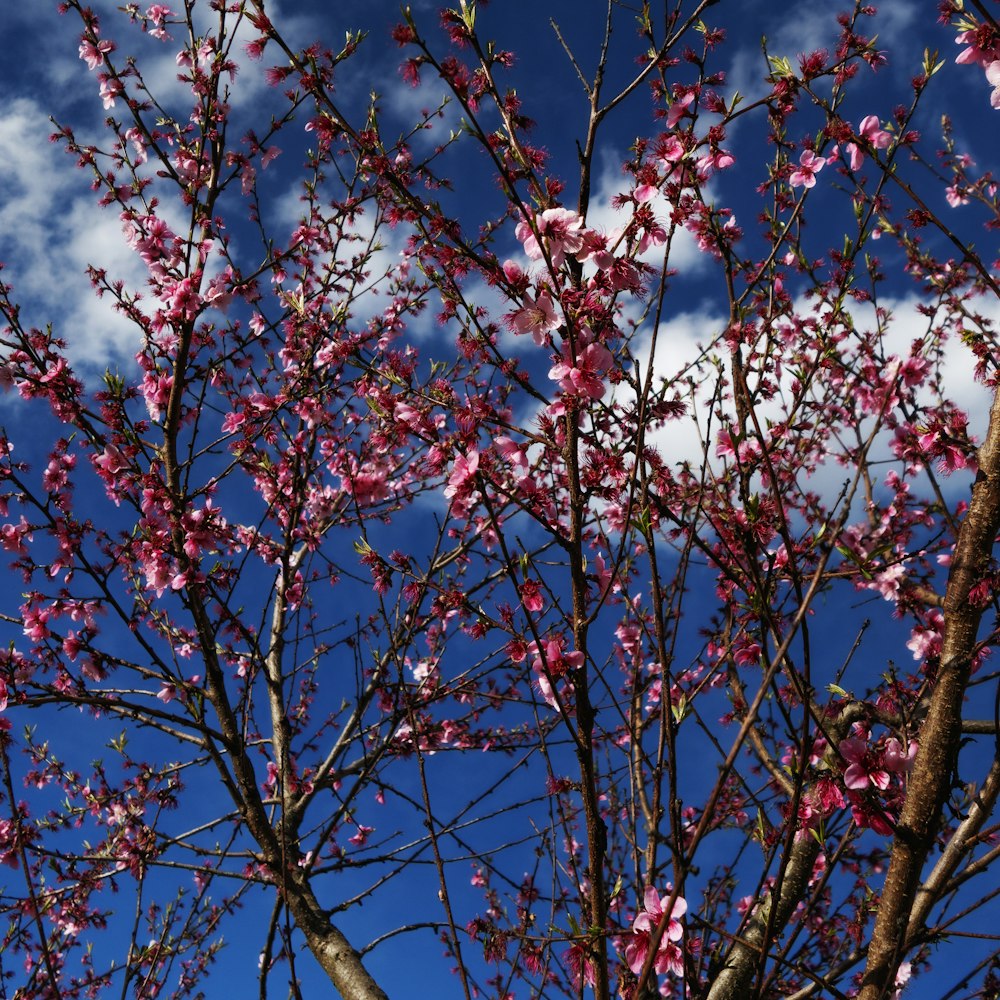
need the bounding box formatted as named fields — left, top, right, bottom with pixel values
left=523, top=636, right=584, bottom=709
left=624, top=886, right=687, bottom=980
left=789, top=115, right=892, bottom=188
left=955, top=24, right=1000, bottom=107
left=839, top=725, right=916, bottom=834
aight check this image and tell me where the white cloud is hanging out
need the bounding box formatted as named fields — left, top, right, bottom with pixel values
left=0, top=99, right=139, bottom=363
left=623, top=290, right=992, bottom=514
left=584, top=158, right=704, bottom=275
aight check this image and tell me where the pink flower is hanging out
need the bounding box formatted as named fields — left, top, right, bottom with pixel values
left=507, top=289, right=561, bottom=343
left=98, top=74, right=124, bottom=109
left=955, top=29, right=999, bottom=69
left=515, top=208, right=586, bottom=267
left=349, top=824, right=373, bottom=847
left=840, top=729, right=889, bottom=791
left=625, top=885, right=687, bottom=977
left=840, top=725, right=913, bottom=793
left=79, top=37, right=114, bottom=71
left=548, top=340, right=613, bottom=400
left=94, top=445, right=129, bottom=476
left=495, top=436, right=528, bottom=469
left=987, top=61, right=1000, bottom=108
left=789, top=149, right=824, bottom=189
left=946, top=185, right=970, bottom=207
left=658, top=135, right=686, bottom=169
left=146, top=5, right=174, bottom=40
left=859, top=115, right=891, bottom=148
left=883, top=737, right=917, bottom=775
left=530, top=637, right=584, bottom=708
left=695, top=148, right=735, bottom=180
left=520, top=578, right=544, bottom=613
left=444, top=450, right=479, bottom=500
left=666, top=91, right=695, bottom=128
left=564, top=943, right=597, bottom=988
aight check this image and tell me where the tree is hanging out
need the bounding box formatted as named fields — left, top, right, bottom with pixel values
left=1, top=0, right=1000, bottom=997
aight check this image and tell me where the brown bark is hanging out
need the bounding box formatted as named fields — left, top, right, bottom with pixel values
left=284, top=878, right=390, bottom=1000
left=858, top=387, right=1000, bottom=1000
left=705, top=835, right=821, bottom=1000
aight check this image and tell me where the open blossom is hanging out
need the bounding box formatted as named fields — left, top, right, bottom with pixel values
left=98, top=74, right=124, bottom=109
left=625, top=885, right=687, bottom=977
left=955, top=29, right=1000, bottom=69
left=858, top=115, right=892, bottom=150
left=507, top=289, right=561, bottom=343
left=519, top=578, right=544, bottom=613
left=94, top=444, right=129, bottom=477
left=988, top=61, right=1000, bottom=109
left=79, top=37, right=114, bottom=70
left=946, top=185, right=970, bottom=207
left=839, top=725, right=915, bottom=792
left=564, top=943, right=597, bottom=988
left=789, top=149, right=824, bottom=189
left=666, top=90, right=695, bottom=128
left=145, top=5, right=174, bottom=40
left=444, top=449, right=479, bottom=500
left=495, top=435, right=528, bottom=469
left=846, top=115, right=892, bottom=168
left=515, top=208, right=586, bottom=267
left=530, top=637, right=584, bottom=708
left=548, top=338, right=614, bottom=400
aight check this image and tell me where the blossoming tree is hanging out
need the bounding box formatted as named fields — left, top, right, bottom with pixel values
left=2, top=1, right=1000, bottom=998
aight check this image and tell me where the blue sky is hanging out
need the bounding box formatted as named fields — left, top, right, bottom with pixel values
left=2, top=1, right=1000, bottom=998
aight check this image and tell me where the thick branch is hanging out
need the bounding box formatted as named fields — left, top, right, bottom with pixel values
left=859, top=386, right=1000, bottom=1000
left=705, top=834, right=821, bottom=1000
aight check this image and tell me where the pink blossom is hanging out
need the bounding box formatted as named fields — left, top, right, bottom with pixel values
left=98, top=74, right=124, bottom=109
left=530, top=637, right=584, bottom=708
left=564, top=943, right=597, bottom=988
left=955, top=29, right=999, bottom=68
left=495, top=436, right=528, bottom=469
left=444, top=450, right=479, bottom=499
left=625, top=885, right=687, bottom=977
left=840, top=728, right=890, bottom=791
left=520, top=578, right=544, bottom=613
left=658, top=135, right=686, bottom=169
left=79, top=37, right=114, bottom=70
left=145, top=5, right=174, bottom=40
left=548, top=340, right=613, bottom=399
left=515, top=208, right=586, bottom=267
left=637, top=216, right=668, bottom=254
left=988, top=61, right=1000, bottom=108
left=695, top=148, right=735, bottom=180
left=840, top=726, right=913, bottom=795
left=843, top=115, right=893, bottom=170
left=666, top=91, right=695, bottom=128
left=859, top=115, right=891, bottom=149
left=349, top=824, right=373, bottom=847
left=162, top=276, right=203, bottom=321
left=507, top=289, right=561, bottom=343
left=870, top=563, right=905, bottom=602
left=945, top=185, right=970, bottom=207
left=337, top=460, right=389, bottom=506
left=94, top=445, right=129, bottom=477
left=124, top=127, right=148, bottom=165
left=789, top=149, right=824, bottom=189
left=883, top=737, right=917, bottom=775
left=203, top=267, right=235, bottom=311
